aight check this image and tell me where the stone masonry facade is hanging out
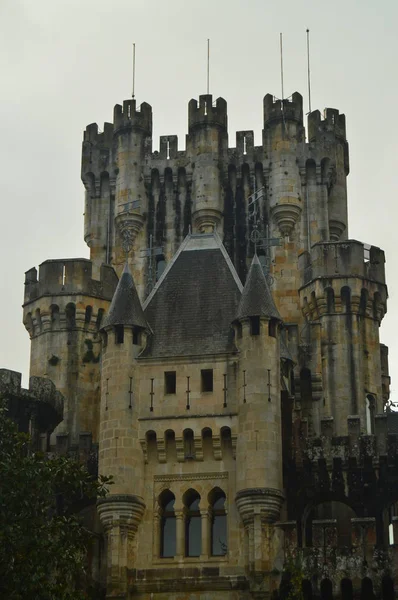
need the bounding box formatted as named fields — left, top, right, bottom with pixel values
left=21, top=90, right=397, bottom=599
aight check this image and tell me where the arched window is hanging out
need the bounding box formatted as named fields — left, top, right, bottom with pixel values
left=159, top=490, right=176, bottom=558
left=65, top=303, right=76, bottom=330
left=50, top=304, right=60, bottom=328
left=96, top=308, right=104, bottom=329
left=202, top=428, right=213, bottom=460
left=209, top=488, right=227, bottom=556
left=114, top=324, right=124, bottom=344
left=302, top=579, right=313, bottom=600
left=305, top=501, right=356, bottom=547
left=84, top=305, right=92, bottom=325
left=183, top=429, right=195, bottom=459
left=320, top=579, right=333, bottom=600
left=341, top=578, right=353, bottom=600
left=326, top=288, right=335, bottom=313
left=146, top=430, right=157, bottom=463
left=382, top=576, right=394, bottom=600
left=184, top=489, right=201, bottom=557
left=361, top=578, right=375, bottom=600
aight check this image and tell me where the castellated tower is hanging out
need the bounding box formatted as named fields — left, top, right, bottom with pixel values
left=22, top=90, right=396, bottom=599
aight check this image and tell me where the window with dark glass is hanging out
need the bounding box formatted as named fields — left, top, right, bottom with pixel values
left=184, top=490, right=201, bottom=557
left=201, top=369, right=213, bottom=392
left=159, top=490, right=176, bottom=558
left=164, top=371, right=176, bottom=394
left=250, top=316, right=260, bottom=335
left=115, top=324, right=124, bottom=344
left=268, top=318, right=277, bottom=338
left=210, top=490, right=227, bottom=556
left=183, top=429, right=195, bottom=459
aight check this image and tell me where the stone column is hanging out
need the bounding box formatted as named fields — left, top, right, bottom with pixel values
left=200, top=509, right=210, bottom=558
left=97, top=495, right=145, bottom=598
left=175, top=510, right=184, bottom=558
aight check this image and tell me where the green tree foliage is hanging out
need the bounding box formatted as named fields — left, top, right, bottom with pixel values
left=280, top=557, right=305, bottom=600
left=0, top=407, right=112, bottom=599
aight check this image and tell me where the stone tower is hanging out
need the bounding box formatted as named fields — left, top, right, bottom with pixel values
left=22, top=89, right=396, bottom=600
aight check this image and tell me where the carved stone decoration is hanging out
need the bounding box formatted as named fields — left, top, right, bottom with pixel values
left=328, top=219, right=346, bottom=241
left=271, top=203, right=301, bottom=237
left=115, top=212, right=145, bottom=254
left=235, top=487, right=285, bottom=525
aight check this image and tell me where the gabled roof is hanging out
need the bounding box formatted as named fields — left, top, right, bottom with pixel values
left=142, top=232, right=243, bottom=358
left=102, top=262, right=148, bottom=330
left=235, top=254, right=281, bottom=321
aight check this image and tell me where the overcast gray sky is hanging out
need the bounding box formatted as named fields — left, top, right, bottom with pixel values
left=1, top=0, right=397, bottom=399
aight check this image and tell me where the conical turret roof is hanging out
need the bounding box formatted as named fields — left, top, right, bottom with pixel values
left=102, top=262, right=148, bottom=330
left=235, top=254, right=282, bottom=321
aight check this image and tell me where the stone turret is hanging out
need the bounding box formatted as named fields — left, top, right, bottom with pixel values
left=98, top=262, right=148, bottom=596
left=308, top=108, right=349, bottom=241
left=298, top=240, right=387, bottom=435
left=23, top=259, right=118, bottom=445
left=234, top=255, right=284, bottom=581
left=187, top=95, right=228, bottom=233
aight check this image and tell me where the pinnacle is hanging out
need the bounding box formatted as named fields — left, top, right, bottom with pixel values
left=235, top=255, right=281, bottom=322
left=101, top=262, right=148, bottom=330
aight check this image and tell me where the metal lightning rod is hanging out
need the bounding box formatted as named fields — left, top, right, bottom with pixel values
left=280, top=33, right=284, bottom=100
left=306, top=29, right=312, bottom=113
left=207, top=38, right=210, bottom=94
left=132, top=43, right=136, bottom=99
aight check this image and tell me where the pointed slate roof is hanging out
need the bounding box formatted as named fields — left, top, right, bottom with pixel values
left=235, top=254, right=281, bottom=321
left=142, top=233, right=242, bottom=358
left=101, top=262, right=148, bottom=330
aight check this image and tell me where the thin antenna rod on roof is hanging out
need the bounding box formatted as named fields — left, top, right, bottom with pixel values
left=132, top=43, right=136, bottom=99
left=280, top=33, right=284, bottom=100
left=207, top=38, right=210, bottom=94
left=306, top=29, right=312, bottom=113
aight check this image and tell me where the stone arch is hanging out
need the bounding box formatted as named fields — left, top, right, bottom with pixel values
left=65, top=302, right=76, bottom=330
left=381, top=575, right=394, bottom=600
left=220, top=426, right=232, bottom=458
left=164, top=429, right=176, bottom=462
left=303, top=499, right=357, bottom=548
left=25, top=312, right=34, bottom=337
left=208, top=486, right=227, bottom=556
left=183, top=428, right=195, bottom=459
left=96, top=308, right=104, bottom=329
left=325, top=287, right=335, bottom=313
left=320, top=578, right=333, bottom=600
left=34, top=308, right=42, bottom=334
left=341, top=578, right=354, bottom=600
left=145, top=430, right=157, bottom=462
left=341, top=286, right=351, bottom=313
left=360, top=577, right=375, bottom=600
left=158, top=489, right=176, bottom=558
left=201, top=427, right=213, bottom=460
left=183, top=488, right=201, bottom=557
left=84, top=305, right=93, bottom=325
left=50, top=304, right=60, bottom=328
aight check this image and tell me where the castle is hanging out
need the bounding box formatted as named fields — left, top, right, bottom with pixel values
left=17, top=89, right=398, bottom=599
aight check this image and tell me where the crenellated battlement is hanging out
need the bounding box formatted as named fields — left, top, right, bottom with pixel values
left=113, top=99, right=152, bottom=134
left=188, top=95, right=228, bottom=132
left=263, top=92, right=303, bottom=127
left=83, top=122, right=114, bottom=147
left=293, top=413, right=398, bottom=465
left=300, top=240, right=386, bottom=285
left=0, top=369, right=64, bottom=436
left=24, top=259, right=118, bottom=304
left=308, top=108, right=347, bottom=142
